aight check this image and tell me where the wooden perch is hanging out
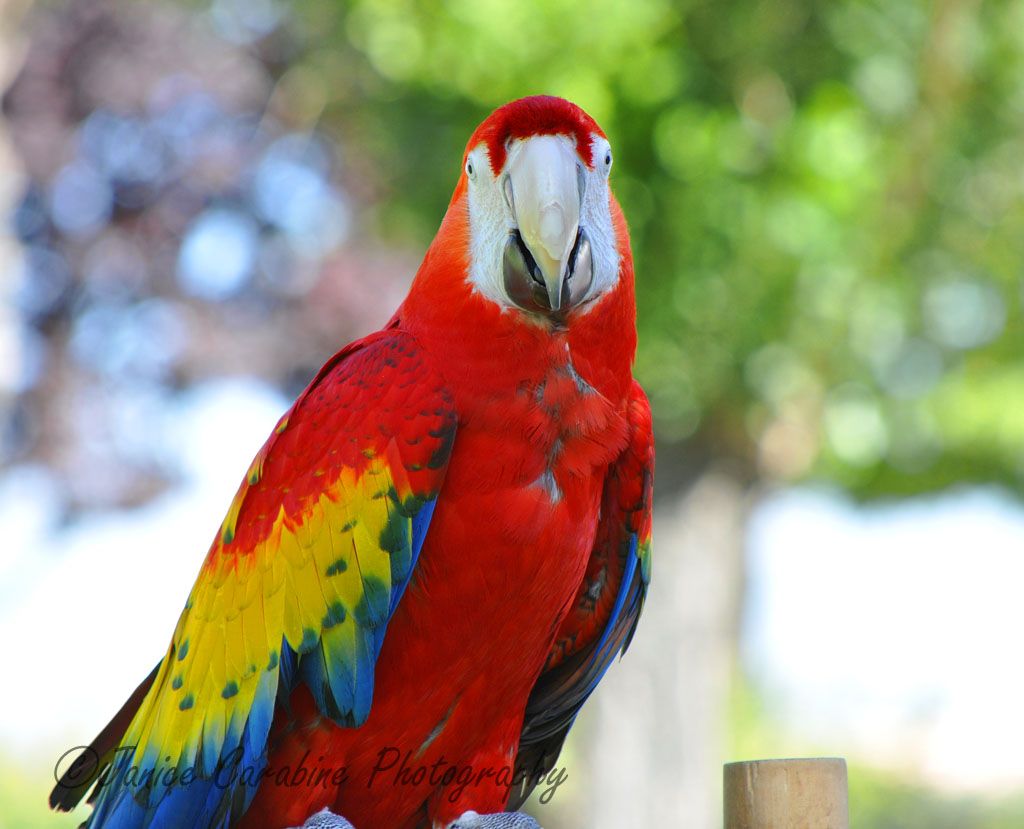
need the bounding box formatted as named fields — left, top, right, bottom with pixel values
left=724, top=757, right=849, bottom=828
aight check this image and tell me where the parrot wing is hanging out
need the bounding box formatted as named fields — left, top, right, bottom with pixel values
left=54, top=327, right=456, bottom=828
left=509, top=380, right=653, bottom=809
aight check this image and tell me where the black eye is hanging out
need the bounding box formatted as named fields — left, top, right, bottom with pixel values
left=466, top=160, right=475, bottom=177
left=604, top=151, right=612, bottom=167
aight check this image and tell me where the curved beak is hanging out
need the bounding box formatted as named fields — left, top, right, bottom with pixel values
left=504, top=136, right=581, bottom=312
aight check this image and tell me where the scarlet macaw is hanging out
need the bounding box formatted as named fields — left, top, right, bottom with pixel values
left=52, top=95, right=653, bottom=829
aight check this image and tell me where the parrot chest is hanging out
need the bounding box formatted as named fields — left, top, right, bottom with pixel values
left=436, top=348, right=630, bottom=582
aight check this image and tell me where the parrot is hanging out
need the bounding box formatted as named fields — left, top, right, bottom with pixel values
left=51, top=95, right=654, bottom=829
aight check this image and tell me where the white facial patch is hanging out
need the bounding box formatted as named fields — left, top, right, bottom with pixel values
left=464, top=132, right=621, bottom=314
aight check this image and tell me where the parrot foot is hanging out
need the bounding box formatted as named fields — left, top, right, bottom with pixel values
left=291, top=807, right=357, bottom=829
left=289, top=807, right=541, bottom=829
left=447, top=811, right=542, bottom=829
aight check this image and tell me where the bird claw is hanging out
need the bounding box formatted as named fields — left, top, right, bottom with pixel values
left=293, top=807, right=357, bottom=829
left=290, top=806, right=541, bottom=829
left=447, top=811, right=542, bottom=829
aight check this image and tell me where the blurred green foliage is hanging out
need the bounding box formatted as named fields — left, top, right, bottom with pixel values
left=849, top=766, right=1024, bottom=829
left=281, top=0, right=1024, bottom=497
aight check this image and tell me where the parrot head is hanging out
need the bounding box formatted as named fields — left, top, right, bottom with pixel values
left=455, top=96, right=624, bottom=321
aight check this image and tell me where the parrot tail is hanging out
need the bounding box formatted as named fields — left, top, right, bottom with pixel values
left=50, top=663, right=159, bottom=812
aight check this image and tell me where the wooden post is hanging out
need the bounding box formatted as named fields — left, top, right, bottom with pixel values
left=724, top=758, right=849, bottom=829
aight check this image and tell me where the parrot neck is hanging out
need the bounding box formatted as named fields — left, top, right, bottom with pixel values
left=395, top=194, right=638, bottom=411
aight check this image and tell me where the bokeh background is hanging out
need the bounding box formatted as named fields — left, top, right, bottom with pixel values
left=1, top=0, right=1023, bottom=826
